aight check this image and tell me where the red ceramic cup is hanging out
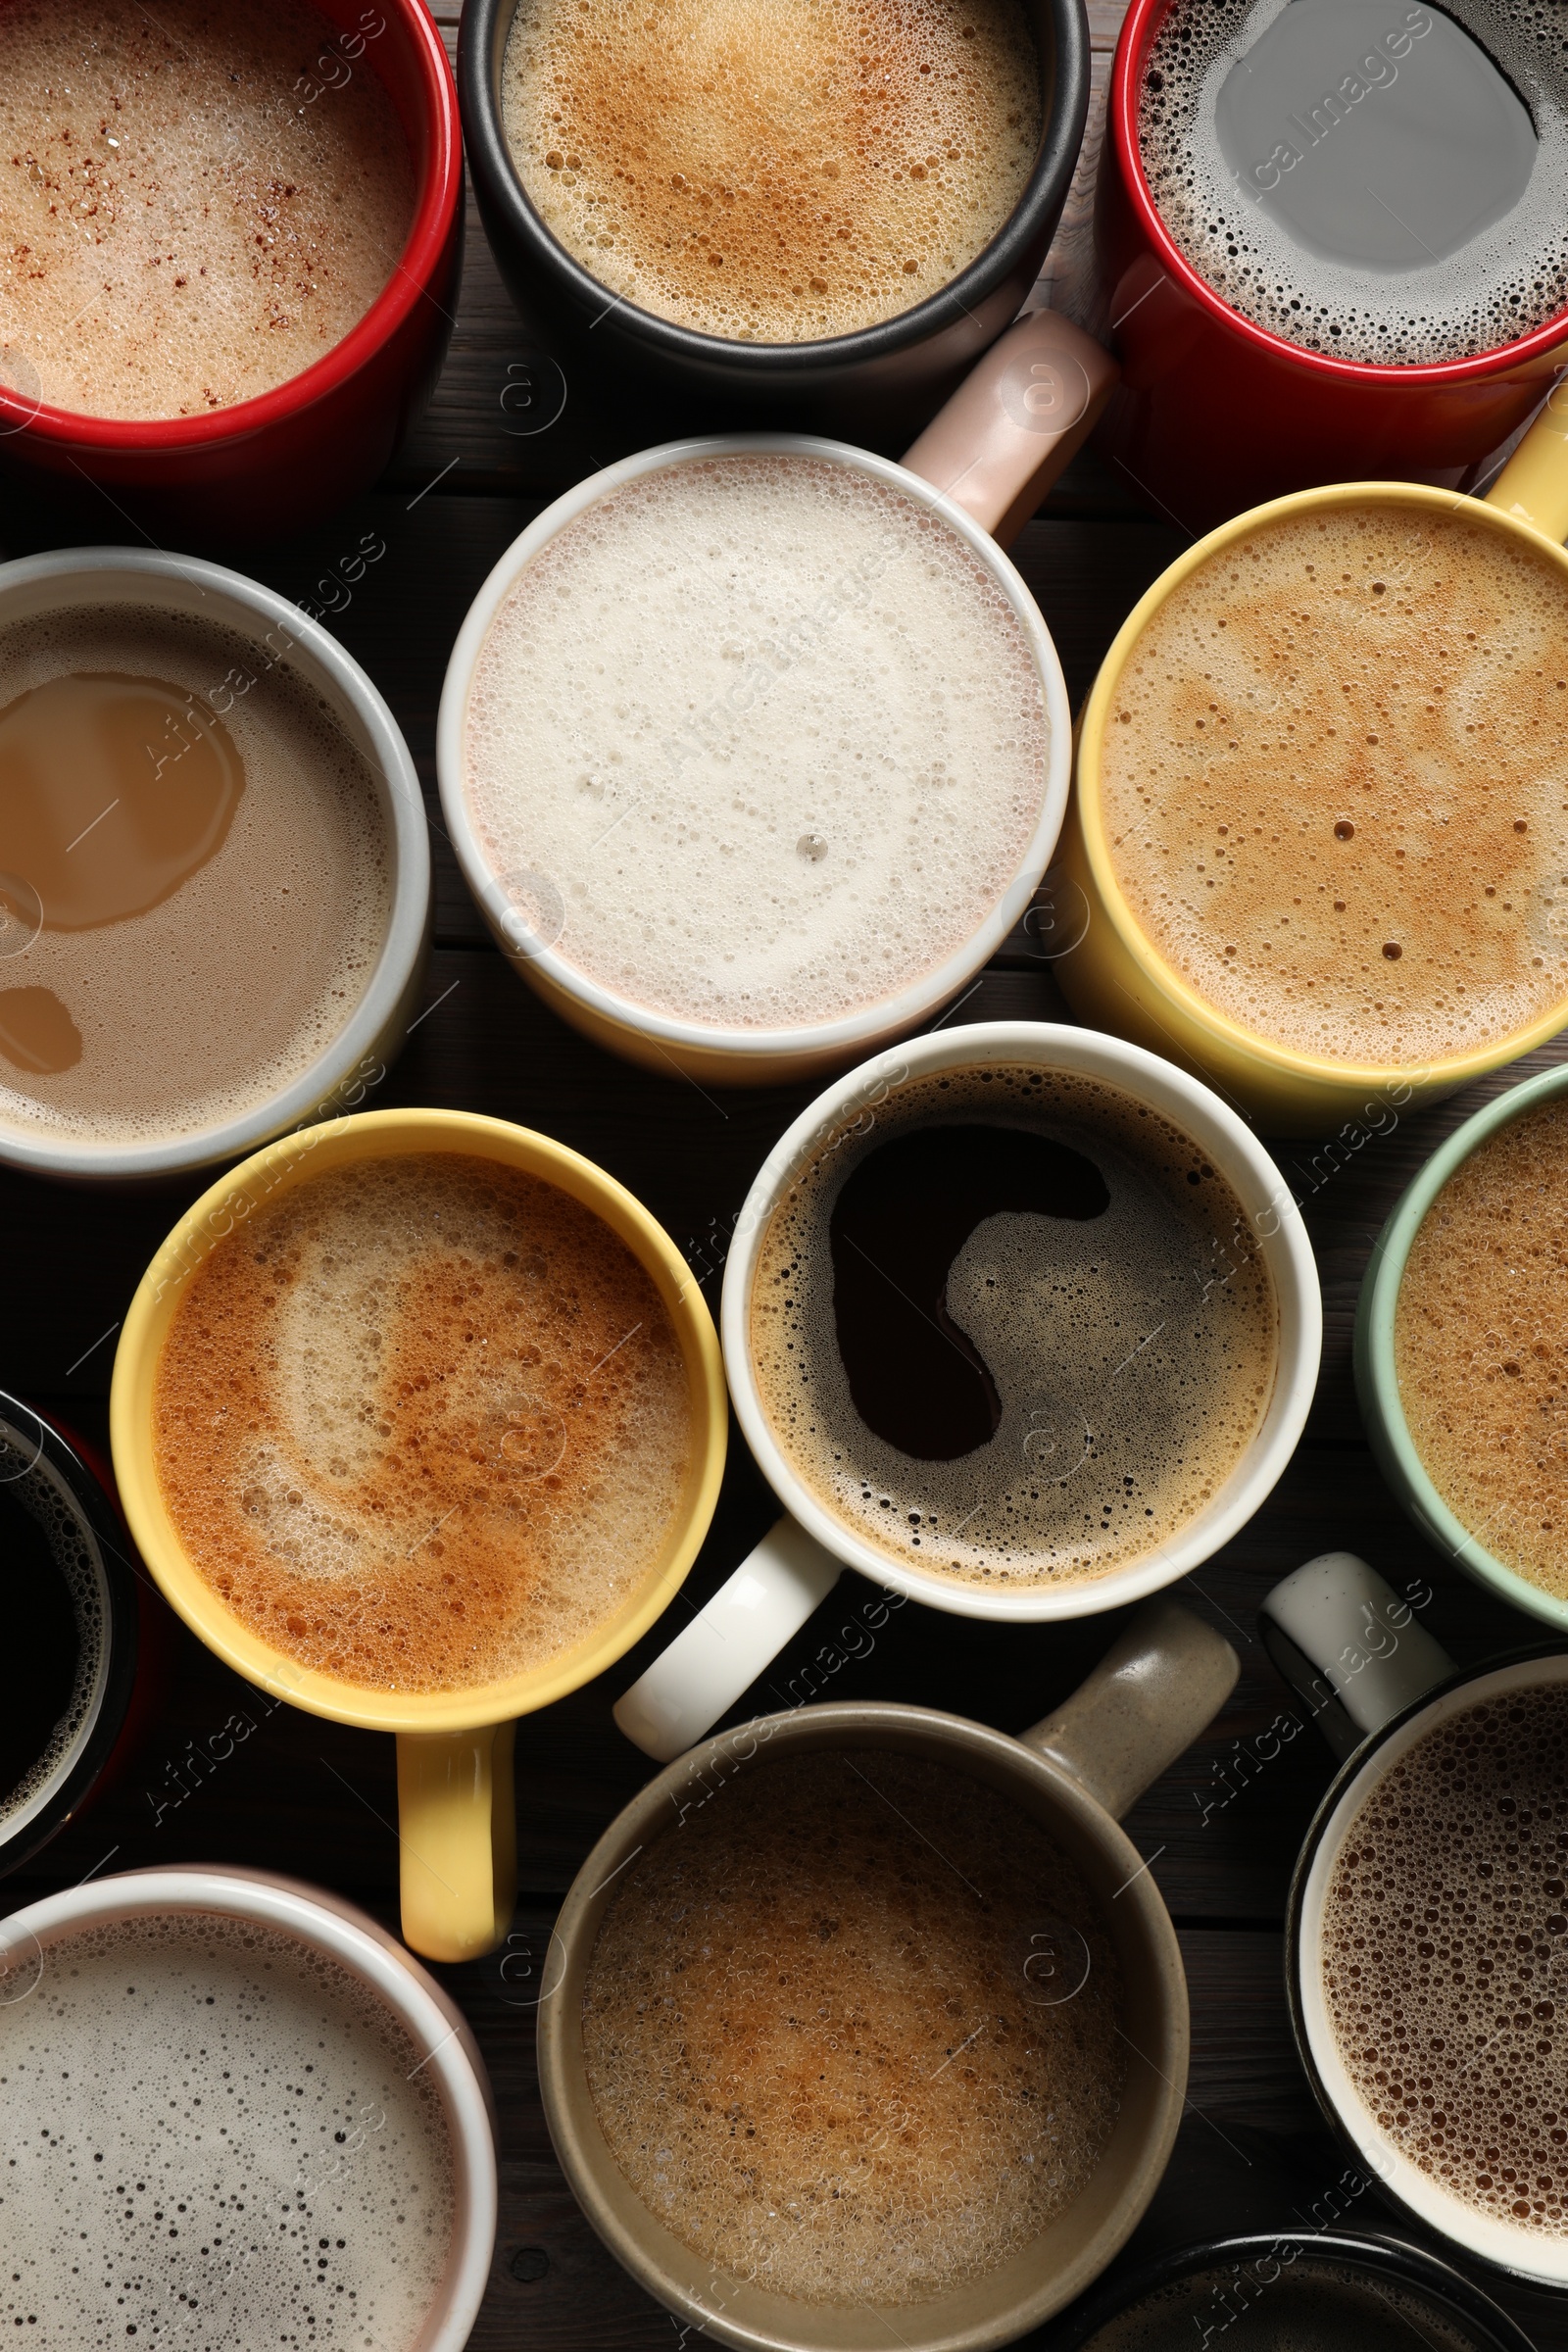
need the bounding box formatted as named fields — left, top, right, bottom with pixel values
left=0, top=0, right=462, bottom=545
left=1091, top=0, right=1568, bottom=533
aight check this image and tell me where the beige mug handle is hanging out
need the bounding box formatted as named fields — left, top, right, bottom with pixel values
left=396, top=1724, right=518, bottom=1963
left=1018, top=1597, right=1239, bottom=1819
left=902, top=312, right=1119, bottom=549
left=1486, top=373, right=1568, bottom=543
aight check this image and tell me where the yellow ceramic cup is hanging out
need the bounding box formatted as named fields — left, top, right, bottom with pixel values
left=110, top=1107, right=727, bottom=1964
left=1057, top=386, right=1568, bottom=1134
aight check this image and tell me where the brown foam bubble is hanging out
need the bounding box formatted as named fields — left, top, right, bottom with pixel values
left=0, top=1910, right=455, bottom=2345
left=0, top=0, right=415, bottom=421
left=1099, top=501, right=1568, bottom=1065
left=151, top=1152, right=693, bottom=1692
left=750, top=1063, right=1278, bottom=1587
left=582, top=1749, right=1124, bottom=2306
left=1396, top=1095, right=1568, bottom=1595
left=0, top=605, right=393, bottom=1149
left=1321, top=1680, right=1568, bottom=2233
left=500, top=0, right=1041, bottom=343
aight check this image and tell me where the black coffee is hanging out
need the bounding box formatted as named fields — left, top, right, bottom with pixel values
left=1080, top=2255, right=1482, bottom=2352
left=0, top=1430, right=104, bottom=1836
left=750, top=1064, right=1279, bottom=1591
left=1139, top=0, right=1568, bottom=364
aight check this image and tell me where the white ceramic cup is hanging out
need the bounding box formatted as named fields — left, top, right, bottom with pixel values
left=0, top=1865, right=498, bottom=2350
left=0, top=548, right=431, bottom=1182
left=1264, top=1552, right=1568, bottom=2287
left=435, top=432, right=1074, bottom=1089
left=616, top=1020, right=1321, bottom=1759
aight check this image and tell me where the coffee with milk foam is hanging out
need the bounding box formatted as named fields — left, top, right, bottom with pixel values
left=0, top=1911, right=456, bottom=2345
left=1139, top=0, right=1568, bottom=364
left=463, top=454, right=1052, bottom=1034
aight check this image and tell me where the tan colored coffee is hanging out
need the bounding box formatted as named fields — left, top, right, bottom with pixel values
left=0, top=606, right=392, bottom=1147
left=500, top=0, right=1041, bottom=342
left=1396, top=1094, right=1568, bottom=1596
left=1321, top=1680, right=1568, bottom=2234
left=0, top=0, right=415, bottom=420
left=582, top=1749, right=1124, bottom=2305
left=1099, top=500, right=1568, bottom=1065
left=152, top=1152, right=693, bottom=1693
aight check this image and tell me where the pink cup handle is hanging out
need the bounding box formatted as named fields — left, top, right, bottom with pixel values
left=902, top=313, right=1119, bottom=549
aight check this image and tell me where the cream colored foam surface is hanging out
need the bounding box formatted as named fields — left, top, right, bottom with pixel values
left=463, top=454, right=1051, bottom=1033
left=1099, top=501, right=1568, bottom=1065
left=501, top=0, right=1040, bottom=343
left=0, top=0, right=415, bottom=421
left=0, top=1912, right=455, bottom=2346
left=751, top=1064, right=1278, bottom=1587
left=0, top=607, right=393, bottom=1148
left=582, top=1750, right=1123, bottom=2306
left=1139, top=0, right=1568, bottom=365
left=152, top=1152, right=693, bottom=1693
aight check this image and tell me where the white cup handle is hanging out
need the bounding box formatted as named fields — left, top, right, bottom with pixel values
left=1259, top=1550, right=1454, bottom=1761
left=613, top=1517, right=844, bottom=1760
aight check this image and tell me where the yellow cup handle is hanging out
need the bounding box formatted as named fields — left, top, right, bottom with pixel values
left=1485, top=375, right=1568, bottom=543
left=395, top=1723, right=517, bottom=1962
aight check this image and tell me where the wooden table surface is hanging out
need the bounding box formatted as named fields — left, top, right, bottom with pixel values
left=8, top=8, right=1568, bottom=2346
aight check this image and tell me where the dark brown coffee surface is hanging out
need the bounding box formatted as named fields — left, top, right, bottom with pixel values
left=1396, top=1095, right=1568, bottom=1597
left=751, top=1064, right=1278, bottom=1587
left=152, top=1152, right=692, bottom=1691
left=582, top=1749, right=1124, bottom=2305
left=1322, top=1681, right=1568, bottom=2232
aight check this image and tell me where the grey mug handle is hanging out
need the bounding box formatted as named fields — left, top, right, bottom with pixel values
left=1018, top=1597, right=1239, bottom=1819
left=1259, top=1550, right=1454, bottom=1761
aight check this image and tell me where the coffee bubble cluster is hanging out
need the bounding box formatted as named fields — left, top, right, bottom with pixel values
left=501, top=0, right=1041, bottom=343
left=464, top=454, right=1052, bottom=1036
left=1323, top=1682, right=1568, bottom=2234
left=582, top=1750, right=1123, bottom=2306
left=0, top=1912, right=455, bottom=2343
left=0, top=0, right=415, bottom=420
left=1139, top=0, right=1568, bottom=365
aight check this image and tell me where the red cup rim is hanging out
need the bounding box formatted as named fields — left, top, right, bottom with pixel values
left=1112, top=0, right=1568, bottom=387
left=0, top=0, right=460, bottom=451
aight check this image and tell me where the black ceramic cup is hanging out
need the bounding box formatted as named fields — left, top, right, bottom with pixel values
left=1055, top=2231, right=1535, bottom=2352
left=0, top=1392, right=142, bottom=1879
left=456, top=0, right=1091, bottom=436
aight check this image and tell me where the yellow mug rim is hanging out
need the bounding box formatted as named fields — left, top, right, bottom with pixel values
left=110, top=1107, right=728, bottom=1734
left=1075, top=478, right=1568, bottom=1094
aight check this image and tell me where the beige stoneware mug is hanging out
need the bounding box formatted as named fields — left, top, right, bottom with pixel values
left=539, top=1600, right=1238, bottom=2352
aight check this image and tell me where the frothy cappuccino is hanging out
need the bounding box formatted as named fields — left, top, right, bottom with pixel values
left=151, top=1152, right=693, bottom=1691
left=462, top=453, right=1052, bottom=1035
left=1098, top=500, right=1568, bottom=1066
left=501, top=0, right=1042, bottom=343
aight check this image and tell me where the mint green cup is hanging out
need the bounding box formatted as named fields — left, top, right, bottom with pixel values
left=1354, top=1061, right=1568, bottom=1632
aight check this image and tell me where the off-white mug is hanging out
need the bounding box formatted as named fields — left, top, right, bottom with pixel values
left=616, top=1020, right=1321, bottom=1760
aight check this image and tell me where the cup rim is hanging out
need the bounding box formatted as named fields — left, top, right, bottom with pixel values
left=0, top=1865, right=497, bottom=2352
left=1074, top=479, right=1568, bottom=1094
left=0, top=1393, right=140, bottom=1877
left=1052, top=2229, right=1538, bottom=2352
left=435, top=434, right=1074, bottom=1063
left=718, top=1019, right=1322, bottom=1620
left=107, top=1105, right=729, bottom=1732
left=1286, top=1642, right=1568, bottom=2285
left=1356, top=1057, right=1568, bottom=1629
left=457, top=0, right=1091, bottom=377
left=1110, top=0, right=1568, bottom=389
left=0, top=545, right=431, bottom=1180
left=0, top=0, right=462, bottom=450
left=535, top=1696, right=1189, bottom=2352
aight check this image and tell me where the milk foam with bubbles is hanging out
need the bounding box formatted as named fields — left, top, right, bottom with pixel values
left=463, top=454, right=1051, bottom=1034
left=0, top=1914, right=455, bottom=2346
left=1140, top=0, right=1568, bottom=364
